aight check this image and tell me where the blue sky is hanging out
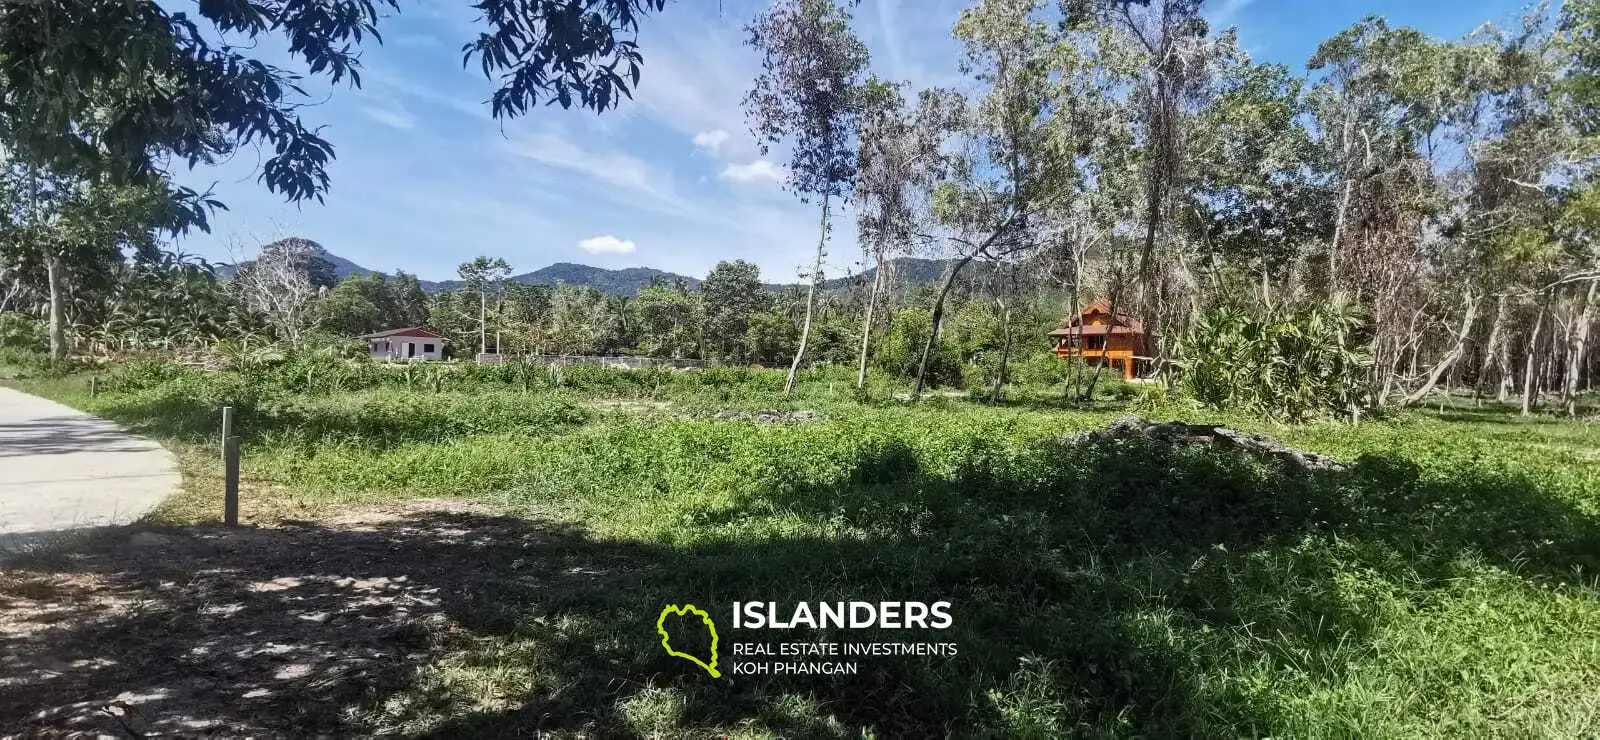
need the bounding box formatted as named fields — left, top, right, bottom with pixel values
left=171, top=0, right=1530, bottom=283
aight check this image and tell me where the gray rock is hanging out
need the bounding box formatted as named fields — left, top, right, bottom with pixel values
left=1076, top=415, right=1344, bottom=474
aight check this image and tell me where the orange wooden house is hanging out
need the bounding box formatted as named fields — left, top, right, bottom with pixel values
left=1048, top=299, right=1148, bottom=379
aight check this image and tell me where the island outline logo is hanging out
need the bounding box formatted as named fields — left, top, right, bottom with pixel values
left=657, top=604, right=721, bottom=678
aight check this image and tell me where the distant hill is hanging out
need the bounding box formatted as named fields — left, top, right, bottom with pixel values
left=430, top=262, right=701, bottom=295
left=821, top=257, right=954, bottom=290
left=212, top=240, right=387, bottom=284
left=213, top=240, right=962, bottom=296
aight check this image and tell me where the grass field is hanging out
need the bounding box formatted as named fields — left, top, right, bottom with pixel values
left=3, top=358, right=1600, bottom=737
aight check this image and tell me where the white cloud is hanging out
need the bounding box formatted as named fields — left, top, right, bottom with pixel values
left=721, top=159, right=785, bottom=185
left=578, top=235, right=638, bottom=255
left=358, top=104, right=416, bottom=131
left=876, top=0, right=910, bottom=84
left=502, top=131, right=700, bottom=218
left=693, top=128, right=731, bottom=153
left=507, top=132, right=652, bottom=190
left=1206, top=0, right=1258, bottom=26
left=626, top=19, right=755, bottom=157
left=364, top=65, right=494, bottom=122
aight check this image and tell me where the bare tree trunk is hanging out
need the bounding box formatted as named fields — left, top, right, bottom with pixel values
left=989, top=293, right=1012, bottom=405
left=785, top=192, right=830, bottom=399
left=913, top=251, right=977, bottom=398
left=0, top=275, right=20, bottom=313
left=1138, top=189, right=1160, bottom=314
left=1523, top=308, right=1545, bottom=414
left=855, top=249, right=885, bottom=390
left=1379, top=342, right=1399, bottom=403
left=479, top=291, right=488, bottom=356
left=1564, top=281, right=1598, bottom=417
left=46, top=252, right=66, bottom=362
left=1478, top=294, right=1508, bottom=405
left=1328, top=115, right=1357, bottom=294
left=1402, top=293, right=1480, bottom=406
left=1497, top=306, right=1515, bottom=403
left=1330, top=181, right=1354, bottom=293
left=1067, top=250, right=1085, bottom=401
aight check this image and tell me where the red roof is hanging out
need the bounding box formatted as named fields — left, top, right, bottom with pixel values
left=1049, top=325, right=1142, bottom=337
left=359, top=327, right=444, bottom=340
left=1048, top=299, right=1145, bottom=337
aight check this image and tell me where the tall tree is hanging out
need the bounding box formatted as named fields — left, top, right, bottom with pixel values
left=1097, top=0, right=1213, bottom=342
left=634, top=282, right=702, bottom=359
left=700, top=260, right=767, bottom=362
left=911, top=0, right=1096, bottom=396
left=233, top=238, right=328, bottom=344
left=457, top=257, right=513, bottom=356
left=548, top=282, right=615, bottom=355
left=854, top=84, right=952, bottom=390
left=0, top=164, right=180, bottom=359
left=744, top=0, right=871, bottom=398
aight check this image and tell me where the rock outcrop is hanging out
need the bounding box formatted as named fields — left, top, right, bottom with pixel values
left=1079, top=416, right=1345, bottom=473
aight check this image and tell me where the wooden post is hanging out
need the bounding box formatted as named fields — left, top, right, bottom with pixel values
left=224, top=435, right=240, bottom=526
left=220, top=406, right=234, bottom=460
left=221, top=406, right=239, bottom=526
left=88, top=376, right=97, bottom=398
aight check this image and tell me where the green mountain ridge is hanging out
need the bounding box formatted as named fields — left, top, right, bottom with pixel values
left=215, top=243, right=961, bottom=296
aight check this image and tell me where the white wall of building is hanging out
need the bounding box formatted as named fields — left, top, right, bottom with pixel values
left=367, top=337, right=444, bottom=361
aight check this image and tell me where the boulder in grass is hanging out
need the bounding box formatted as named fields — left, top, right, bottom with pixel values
left=1078, top=415, right=1344, bottom=474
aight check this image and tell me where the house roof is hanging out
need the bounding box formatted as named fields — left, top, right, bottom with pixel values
left=1049, top=325, right=1142, bottom=337
left=359, top=327, right=445, bottom=340
left=1051, top=299, right=1145, bottom=336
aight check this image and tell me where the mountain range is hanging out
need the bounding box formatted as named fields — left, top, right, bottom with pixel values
left=214, top=241, right=960, bottom=296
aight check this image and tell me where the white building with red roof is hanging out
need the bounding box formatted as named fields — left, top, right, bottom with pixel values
left=359, top=327, right=446, bottom=361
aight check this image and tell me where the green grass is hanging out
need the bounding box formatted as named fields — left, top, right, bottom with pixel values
left=4, top=359, right=1600, bottom=737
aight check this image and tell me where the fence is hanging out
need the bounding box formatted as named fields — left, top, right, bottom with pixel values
left=474, top=353, right=715, bottom=370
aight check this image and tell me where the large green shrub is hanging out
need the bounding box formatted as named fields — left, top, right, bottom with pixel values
left=1013, top=352, right=1068, bottom=389
left=0, top=312, right=46, bottom=349
left=875, top=308, right=962, bottom=388
left=1174, top=298, right=1369, bottom=421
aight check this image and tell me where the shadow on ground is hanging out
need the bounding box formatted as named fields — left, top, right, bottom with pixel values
left=0, top=417, right=158, bottom=458
left=3, top=432, right=1599, bottom=737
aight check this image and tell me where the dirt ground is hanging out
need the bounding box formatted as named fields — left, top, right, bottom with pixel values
left=0, top=500, right=642, bottom=738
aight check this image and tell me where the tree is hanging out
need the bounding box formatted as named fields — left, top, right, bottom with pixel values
left=853, top=84, right=951, bottom=389
left=388, top=272, right=431, bottom=328
left=92, top=250, right=238, bottom=353
left=316, top=275, right=385, bottom=337
left=233, top=238, right=327, bottom=343
left=744, top=0, right=871, bottom=398
left=1096, top=0, right=1213, bottom=336
left=911, top=0, right=1092, bottom=396
left=457, top=256, right=513, bottom=356
left=634, top=282, right=702, bottom=359
left=700, top=260, right=767, bottom=361
left=0, top=163, right=181, bottom=360
left=317, top=271, right=428, bottom=337
left=548, top=282, right=615, bottom=355
left=499, top=282, right=555, bottom=355
left=743, top=310, right=799, bottom=366
left=0, top=0, right=669, bottom=220
left=1189, top=62, right=1328, bottom=306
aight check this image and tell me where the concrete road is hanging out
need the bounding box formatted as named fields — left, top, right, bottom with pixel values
left=0, top=387, right=179, bottom=550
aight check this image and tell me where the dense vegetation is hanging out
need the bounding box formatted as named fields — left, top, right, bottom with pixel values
left=3, top=1, right=1600, bottom=419
left=3, top=0, right=1600, bottom=735
left=5, top=358, right=1598, bottom=736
